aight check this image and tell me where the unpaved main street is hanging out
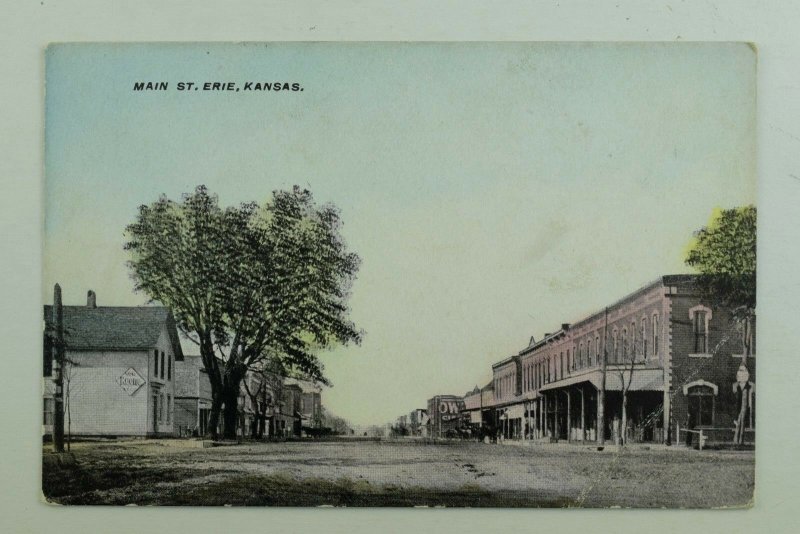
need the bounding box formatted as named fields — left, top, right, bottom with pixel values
left=42, top=439, right=754, bottom=507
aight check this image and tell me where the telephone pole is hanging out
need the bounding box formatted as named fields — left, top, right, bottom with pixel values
left=52, top=284, right=65, bottom=453
left=598, top=307, right=608, bottom=447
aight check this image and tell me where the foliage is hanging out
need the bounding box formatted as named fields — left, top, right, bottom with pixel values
left=124, top=185, right=362, bottom=436
left=685, top=205, right=756, bottom=317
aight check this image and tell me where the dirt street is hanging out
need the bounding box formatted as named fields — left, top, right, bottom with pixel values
left=42, top=438, right=754, bottom=507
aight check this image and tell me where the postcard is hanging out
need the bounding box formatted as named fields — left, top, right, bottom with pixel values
left=42, top=42, right=756, bottom=507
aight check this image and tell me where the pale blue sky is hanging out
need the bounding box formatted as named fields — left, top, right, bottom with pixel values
left=45, top=42, right=755, bottom=426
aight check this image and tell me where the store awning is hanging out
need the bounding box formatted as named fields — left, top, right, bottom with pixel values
left=539, top=368, right=664, bottom=393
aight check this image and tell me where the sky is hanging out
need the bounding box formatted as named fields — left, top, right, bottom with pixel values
left=44, top=42, right=756, bottom=426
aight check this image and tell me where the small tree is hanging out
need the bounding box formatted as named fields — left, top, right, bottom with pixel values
left=686, top=205, right=756, bottom=445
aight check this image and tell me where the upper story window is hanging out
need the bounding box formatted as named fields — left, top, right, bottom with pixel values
left=154, top=349, right=159, bottom=376
left=612, top=329, right=619, bottom=363
left=641, top=318, right=647, bottom=359
left=160, top=351, right=166, bottom=379
left=167, top=354, right=172, bottom=381
left=595, top=335, right=600, bottom=365
left=652, top=314, right=659, bottom=356
left=621, top=328, right=628, bottom=361
left=631, top=321, right=637, bottom=357
left=690, top=305, right=713, bottom=355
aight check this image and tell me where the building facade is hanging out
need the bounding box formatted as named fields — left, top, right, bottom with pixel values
left=43, top=291, right=184, bottom=438
left=499, top=275, right=754, bottom=446
left=426, top=394, right=465, bottom=438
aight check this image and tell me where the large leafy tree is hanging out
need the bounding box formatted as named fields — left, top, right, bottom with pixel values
left=685, top=205, right=756, bottom=445
left=125, top=185, right=361, bottom=439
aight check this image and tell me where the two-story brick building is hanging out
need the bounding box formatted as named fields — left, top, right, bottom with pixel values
left=468, top=275, right=754, bottom=446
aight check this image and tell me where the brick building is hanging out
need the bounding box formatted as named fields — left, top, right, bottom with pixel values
left=43, top=290, right=184, bottom=438
left=427, top=394, right=466, bottom=438
left=484, top=275, right=754, bottom=446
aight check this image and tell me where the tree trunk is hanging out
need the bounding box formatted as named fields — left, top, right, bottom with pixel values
left=733, top=315, right=753, bottom=446
left=621, top=391, right=628, bottom=446
left=222, top=385, right=240, bottom=440
left=207, top=392, right=223, bottom=440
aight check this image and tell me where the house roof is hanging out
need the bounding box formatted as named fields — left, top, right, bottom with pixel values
left=43, top=305, right=184, bottom=359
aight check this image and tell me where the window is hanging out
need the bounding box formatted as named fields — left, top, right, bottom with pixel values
left=631, top=321, right=637, bottom=357
left=160, top=351, right=166, bottom=379
left=692, top=307, right=710, bottom=353
left=167, top=355, right=172, bottom=381
left=159, top=394, right=164, bottom=422
left=154, top=349, right=159, bottom=376
left=586, top=339, right=592, bottom=367
left=595, top=335, right=600, bottom=365
left=560, top=352, right=564, bottom=379
left=612, top=329, right=619, bottom=363
left=621, top=328, right=627, bottom=361
left=166, top=395, right=171, bottom=423
left=687, top=385, right=715, bottom=427
left=641, top=318, right=647, bottom=359
left=43, top=398, right=54, bottom=426
left=652, top=314, right=659, bottom=356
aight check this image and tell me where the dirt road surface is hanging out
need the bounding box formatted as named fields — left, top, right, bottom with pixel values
left=42, top=438, right=754, bottom=507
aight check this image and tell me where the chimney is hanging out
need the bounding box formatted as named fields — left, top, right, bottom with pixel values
left=87, top=290, right=97, bottom=309
left=561, top=323, right=571, bottom=331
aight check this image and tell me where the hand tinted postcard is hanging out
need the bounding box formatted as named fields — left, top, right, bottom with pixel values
left=43, top=42, right=755, bottom=507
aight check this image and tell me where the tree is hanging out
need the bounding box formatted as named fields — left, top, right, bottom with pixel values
left=685, top=205, right=756, bottom=445
left=125, top=185, right=362, bottom=439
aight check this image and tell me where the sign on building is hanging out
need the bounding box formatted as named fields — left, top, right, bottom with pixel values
left=117, top=367, right=146, bottom=395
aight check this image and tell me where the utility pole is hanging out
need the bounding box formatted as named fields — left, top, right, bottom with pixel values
left=598, top=307, right=608, bottom=447
left=52, top=284, right=65, bottom=453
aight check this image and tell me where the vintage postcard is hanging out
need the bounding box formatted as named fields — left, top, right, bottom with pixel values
left=42, top=42, right=756, bottom=507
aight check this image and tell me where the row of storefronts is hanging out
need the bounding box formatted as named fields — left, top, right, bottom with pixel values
left=426, top=275, right=755, bottom=446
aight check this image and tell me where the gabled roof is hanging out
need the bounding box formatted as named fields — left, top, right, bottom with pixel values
left=43, top=305, right=184, bottom=360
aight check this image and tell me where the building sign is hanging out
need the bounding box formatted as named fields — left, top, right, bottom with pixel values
left=117, top=367, right=146, bottom=395
left=438, top=400, right=465, bottom=421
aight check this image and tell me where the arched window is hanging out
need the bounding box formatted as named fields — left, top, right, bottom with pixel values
left=586, top=339, right=592, bottom=367
left=652, top=314, right=659, bottom=356
left=612, top=329, right=619, bottom=363
left=595, top=335, right=600, bottom=364
left=621, top=328, right=628, bottom=361
left=690, top=305, right=713, bottom=354
left=641, top=318, right=647, bottom=359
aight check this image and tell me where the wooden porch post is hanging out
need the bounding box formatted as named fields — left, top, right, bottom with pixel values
left=566, top=390, right=572, bottom=443
left=580, top=387, right=586, bottom=442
